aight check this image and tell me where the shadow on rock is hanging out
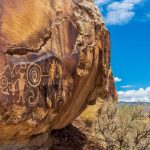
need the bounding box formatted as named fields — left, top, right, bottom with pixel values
left=50, top=125, right=87, bottom=150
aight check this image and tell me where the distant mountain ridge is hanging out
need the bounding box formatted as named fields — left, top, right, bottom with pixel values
left=119, top=101, right=150, bottom=112
left=119, top=101, right=150, bottom=105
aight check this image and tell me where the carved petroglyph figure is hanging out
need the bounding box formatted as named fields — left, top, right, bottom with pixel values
left=9, top=80, right=18, bottom=96
left=17, top=72, right=26, bottom=103
left=27, top=63, right=42, bottom=88
left=0, top=53, right=63, bottom=111
left=0, top=76, right=9, bottom=95
left=49, top=60, right=56, bottom=85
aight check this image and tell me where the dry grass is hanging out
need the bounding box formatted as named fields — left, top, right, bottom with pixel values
left=80, top=98, right=104, bottom=121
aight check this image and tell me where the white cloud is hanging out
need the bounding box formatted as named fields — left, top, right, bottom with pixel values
left=120, top=85, right=133, bottom=89
left=104, top=0, right=142, bottom=25
left=118, top=87, right=150, bottom=102
left=114, top=77, right=122, bottom=82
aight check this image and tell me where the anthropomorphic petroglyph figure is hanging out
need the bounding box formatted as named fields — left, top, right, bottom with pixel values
left=49, top=61, right=56, bottom=84
left=17, top=72, right=26, bottom=104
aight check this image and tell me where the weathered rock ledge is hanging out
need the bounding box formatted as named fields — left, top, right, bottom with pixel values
left=0, top=0, right=117, bottom=149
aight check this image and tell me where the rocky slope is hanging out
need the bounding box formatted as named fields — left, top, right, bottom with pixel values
left=0, top=0, right=117, bottom=149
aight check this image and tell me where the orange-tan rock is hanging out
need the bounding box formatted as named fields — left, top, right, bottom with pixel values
left=0, top=0, right=117, bottom=149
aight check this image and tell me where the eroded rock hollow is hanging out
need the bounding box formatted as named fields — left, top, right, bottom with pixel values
left=0, top=0, right=117, bottom=149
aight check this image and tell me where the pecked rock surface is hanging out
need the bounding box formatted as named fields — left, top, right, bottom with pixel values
left=0, top=0, right=117, bottom=149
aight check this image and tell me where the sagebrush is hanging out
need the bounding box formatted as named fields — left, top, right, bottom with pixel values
left=84, top=100, right=150, bottom=150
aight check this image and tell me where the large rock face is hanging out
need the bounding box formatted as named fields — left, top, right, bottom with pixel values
left=0, top=0, right=117, bottom=149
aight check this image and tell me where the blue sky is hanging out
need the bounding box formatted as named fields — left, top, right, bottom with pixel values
left=95, top=0, right=150, bottom=102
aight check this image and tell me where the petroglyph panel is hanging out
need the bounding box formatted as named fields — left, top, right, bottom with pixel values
left=0, top=53, right=63, bottom=110
left=0, top=1, right=117, bottom=146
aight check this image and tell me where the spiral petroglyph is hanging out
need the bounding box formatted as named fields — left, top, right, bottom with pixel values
left=27, top=63, right=42, bottom=88
left=0, top=76, right=8, bottom=89
left=24, top=88, right=39, bottom=107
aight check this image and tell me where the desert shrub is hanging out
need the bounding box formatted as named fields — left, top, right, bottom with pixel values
left=93, top=100, right=150, bottom=150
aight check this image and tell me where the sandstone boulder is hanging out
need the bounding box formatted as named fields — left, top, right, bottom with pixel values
left=0, top=0, right=117, bottom=149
